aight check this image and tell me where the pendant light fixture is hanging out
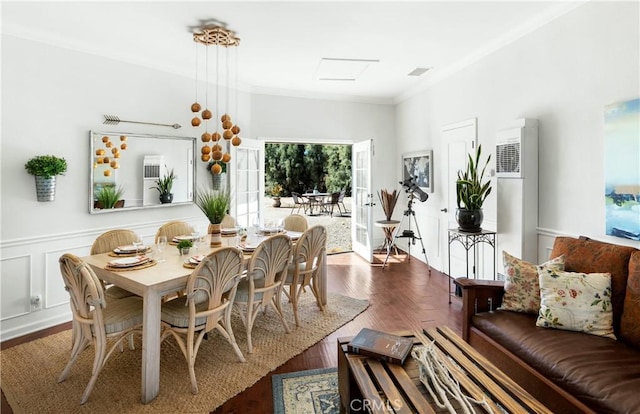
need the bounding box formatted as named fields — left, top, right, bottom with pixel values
left=191, top=25, right=242, bottom=175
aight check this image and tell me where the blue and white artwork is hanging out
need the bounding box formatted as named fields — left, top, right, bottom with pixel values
left=605, top=98, right=640, bottom=240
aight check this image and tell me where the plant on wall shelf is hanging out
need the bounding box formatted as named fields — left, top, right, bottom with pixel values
left=25, top=154, right=68, bottom=178
left=24, top=154, right=68, bottom=202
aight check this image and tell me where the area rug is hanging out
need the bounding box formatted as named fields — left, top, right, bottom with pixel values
left=272, top=368, right=339, bottom=414
left=1, top=292, right=368, bottom=414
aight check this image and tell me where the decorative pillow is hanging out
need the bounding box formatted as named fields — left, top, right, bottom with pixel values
left=620, top=251, right=640, bottom=347
left=536, top=267, right=616, bottom=339
left=498, top=252, right=565, bottom=314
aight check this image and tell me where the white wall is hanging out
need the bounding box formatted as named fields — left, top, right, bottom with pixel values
left=395, top=1, right=640, bottom=274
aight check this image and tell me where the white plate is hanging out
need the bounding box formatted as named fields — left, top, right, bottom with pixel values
left=190, top=255, right=205, bottom=263
left=108, top=256, right=149, bottom=267
left=287, top=231, right=302, bottom=240
left=238, top=243, right=258, bottom=251
left=115, top=245, right=146, bottom=253
left=221, top=228, right=238, bottom=235
left=173, top=235, right=195, bottom=242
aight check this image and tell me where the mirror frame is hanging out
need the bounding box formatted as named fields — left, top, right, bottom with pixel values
left=89, top=130, right=197, bottom=214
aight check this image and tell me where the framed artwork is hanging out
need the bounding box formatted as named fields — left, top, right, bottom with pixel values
left=604, top=98, right=640, bottom=241
left=402, top=150, right=434, bottom=193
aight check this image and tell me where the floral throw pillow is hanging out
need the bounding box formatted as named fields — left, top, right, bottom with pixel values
left=499, top=252, right=565, bottom=314
left=536, top=267, right=616, bottom=339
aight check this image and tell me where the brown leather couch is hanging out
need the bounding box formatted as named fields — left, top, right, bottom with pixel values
left=455, top=236, right=640, bottom=413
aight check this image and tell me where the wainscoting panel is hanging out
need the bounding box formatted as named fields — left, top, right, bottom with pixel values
left=0, top=254, right=32, bottom=320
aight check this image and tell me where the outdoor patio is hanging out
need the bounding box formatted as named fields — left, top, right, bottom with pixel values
left=262, top=196, right=353, bottom=254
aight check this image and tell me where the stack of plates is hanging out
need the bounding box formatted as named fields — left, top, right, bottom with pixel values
left=221, top=228, right=238, bottom=236
left=188, top=255, right=205, bottom=265
left=260, top=228, right=282, bottom=236
left=113, top=245, right=147, bottom=254
left=286, top=231, right=302, bottom=241
left=238, top=242, right=258, bottom=252
left=172, top=235, right=196, bottom=243
left=108, top=256, right=150, bottom=268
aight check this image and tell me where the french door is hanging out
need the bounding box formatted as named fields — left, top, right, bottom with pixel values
left=229, top=138, right=265, bottom=229
left=352, top=139, right=374, bottom=262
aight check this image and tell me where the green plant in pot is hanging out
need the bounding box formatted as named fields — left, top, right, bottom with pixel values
left=456, top=144, right=492, bottom=232
left=24, top=154, right=68, bottom=202
left=150, top=165, right=176, bottom=204
left=94, top=185, right=125, bottom=209
left=195, top=188, right=230, bottom=247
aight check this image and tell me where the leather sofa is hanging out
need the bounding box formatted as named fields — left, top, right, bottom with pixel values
left=454, top=236, right=640, bottom=413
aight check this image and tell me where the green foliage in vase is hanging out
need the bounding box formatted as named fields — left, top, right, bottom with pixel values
left=456, top=144, right=492, bottom=210
left=94, top=185, right=125, bottom=209
left=150, top=165, right=176, bottom=195
left=24, top=155, right=68, bottom=178
left=195, top=189, right=230, bottom=224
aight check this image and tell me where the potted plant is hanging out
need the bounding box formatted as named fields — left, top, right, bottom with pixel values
left=150, top=165, right=176, bottom=204
left=24, top=154, right=68, bottom=202
left=195, top=188, right=231, bottom=247
left=207, top=161, right=227, bottom=191
left=269, top=183, right=284, bottom=207
left=94, top=185, right=125, bottom=209
left=176, top=239, right=193, bottom=257
left=455, top=144, right=492, bottom=232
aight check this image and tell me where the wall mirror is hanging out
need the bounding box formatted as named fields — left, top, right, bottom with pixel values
left=89, top=131, right=196, bottom=214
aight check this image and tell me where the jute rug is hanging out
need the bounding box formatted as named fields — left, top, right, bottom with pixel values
left=1, top=292, right=368, bottom=413
left=272, top=368, right=339, bottom=414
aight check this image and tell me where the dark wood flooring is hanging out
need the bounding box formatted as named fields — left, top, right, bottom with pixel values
left=1, top=251, right=462, bottom=413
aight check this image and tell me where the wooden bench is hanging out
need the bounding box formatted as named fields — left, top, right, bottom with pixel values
left=337, top=326, right=551, bottom=413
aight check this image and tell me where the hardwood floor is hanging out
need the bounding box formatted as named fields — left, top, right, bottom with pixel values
left=1, top=251, right=462, bottom=413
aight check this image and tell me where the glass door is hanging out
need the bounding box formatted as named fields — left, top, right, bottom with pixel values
left=352, top=139, right=374, bottom=262
left=230, top=138, right=265, bottom=229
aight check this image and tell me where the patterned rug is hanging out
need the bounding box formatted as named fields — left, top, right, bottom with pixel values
left=272, top=368, right=339, bottom=414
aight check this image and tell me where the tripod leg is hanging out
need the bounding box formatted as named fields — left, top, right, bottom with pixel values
left=410, top=213, right=431, bottom=275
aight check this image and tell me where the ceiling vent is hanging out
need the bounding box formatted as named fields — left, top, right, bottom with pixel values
left=315, top=57, right=379, bottom=81
left=408, top=67, right=431, bottom=76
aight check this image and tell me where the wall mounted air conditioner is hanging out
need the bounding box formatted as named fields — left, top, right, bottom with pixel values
left=496, top=128, right=523, bottom=178
left=142, top=155, right=163, bottom=205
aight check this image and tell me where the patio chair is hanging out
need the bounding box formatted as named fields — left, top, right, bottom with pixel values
left=291, top=192, right=310, bottom=214
left=323, top=191, right=347, bottom=217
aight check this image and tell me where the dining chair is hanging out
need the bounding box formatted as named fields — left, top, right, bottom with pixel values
left=283, top=214, right=308, bottom=232
left=291, top=192, right=310, bottom=215
left=281, top=225, right=327, bottom=326
left=234, top=234, right=292, bottom=353
left=221, top=214, right=237, bottom=228
left=322, top=192, right=342, bottom=216
left=160, top=247, right=246, bottom=394
left=57, top=253, right=143, bottom=404
left=338, top=188, right=350, bottom=216
left=155, top=220, right=195, bottom=243
left=91, top=229, right=138, bottom=301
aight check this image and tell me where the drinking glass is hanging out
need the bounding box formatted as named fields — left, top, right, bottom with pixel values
left=133, top=235, right=144, bottom=255
left=156, top=236, right=167, bottom=262
left=191, top=230, right=200, bottom=252
left=276, top=218, right=285, bottom=233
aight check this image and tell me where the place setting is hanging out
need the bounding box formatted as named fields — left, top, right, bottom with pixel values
left=104, top=254, right=157, bottom=271
left=109, top=242, right=151, bottom=257
left=182, top=254, right=206, bottom=269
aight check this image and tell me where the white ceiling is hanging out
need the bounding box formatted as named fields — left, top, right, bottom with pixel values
left=2, top=1, right=583, bottom=103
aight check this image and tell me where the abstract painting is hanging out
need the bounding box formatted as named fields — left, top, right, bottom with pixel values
left=604, top=98, right=640, bottom=240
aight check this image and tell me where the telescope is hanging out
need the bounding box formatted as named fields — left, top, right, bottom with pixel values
left=399, top=176, right=429, bottom=203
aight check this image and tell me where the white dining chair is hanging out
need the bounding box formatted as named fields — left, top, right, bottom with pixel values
left=57, top=253, right=143, bottom=404
left=160, top=247, right=246, bottom=394
left=233, top=234, right=292, bottom=353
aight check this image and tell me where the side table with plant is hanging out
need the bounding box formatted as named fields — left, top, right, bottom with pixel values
left=455, top=144, right=492, bottom=232
left=24, top=154, right=68, bottom=202
left=150, top=165, right=176, bottom=204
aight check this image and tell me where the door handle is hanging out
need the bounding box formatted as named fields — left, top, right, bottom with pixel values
left=440, top=208, right=448, bottom=212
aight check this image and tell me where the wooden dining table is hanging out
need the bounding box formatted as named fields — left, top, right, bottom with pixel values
left=82, top=233, right=327, bottom=404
